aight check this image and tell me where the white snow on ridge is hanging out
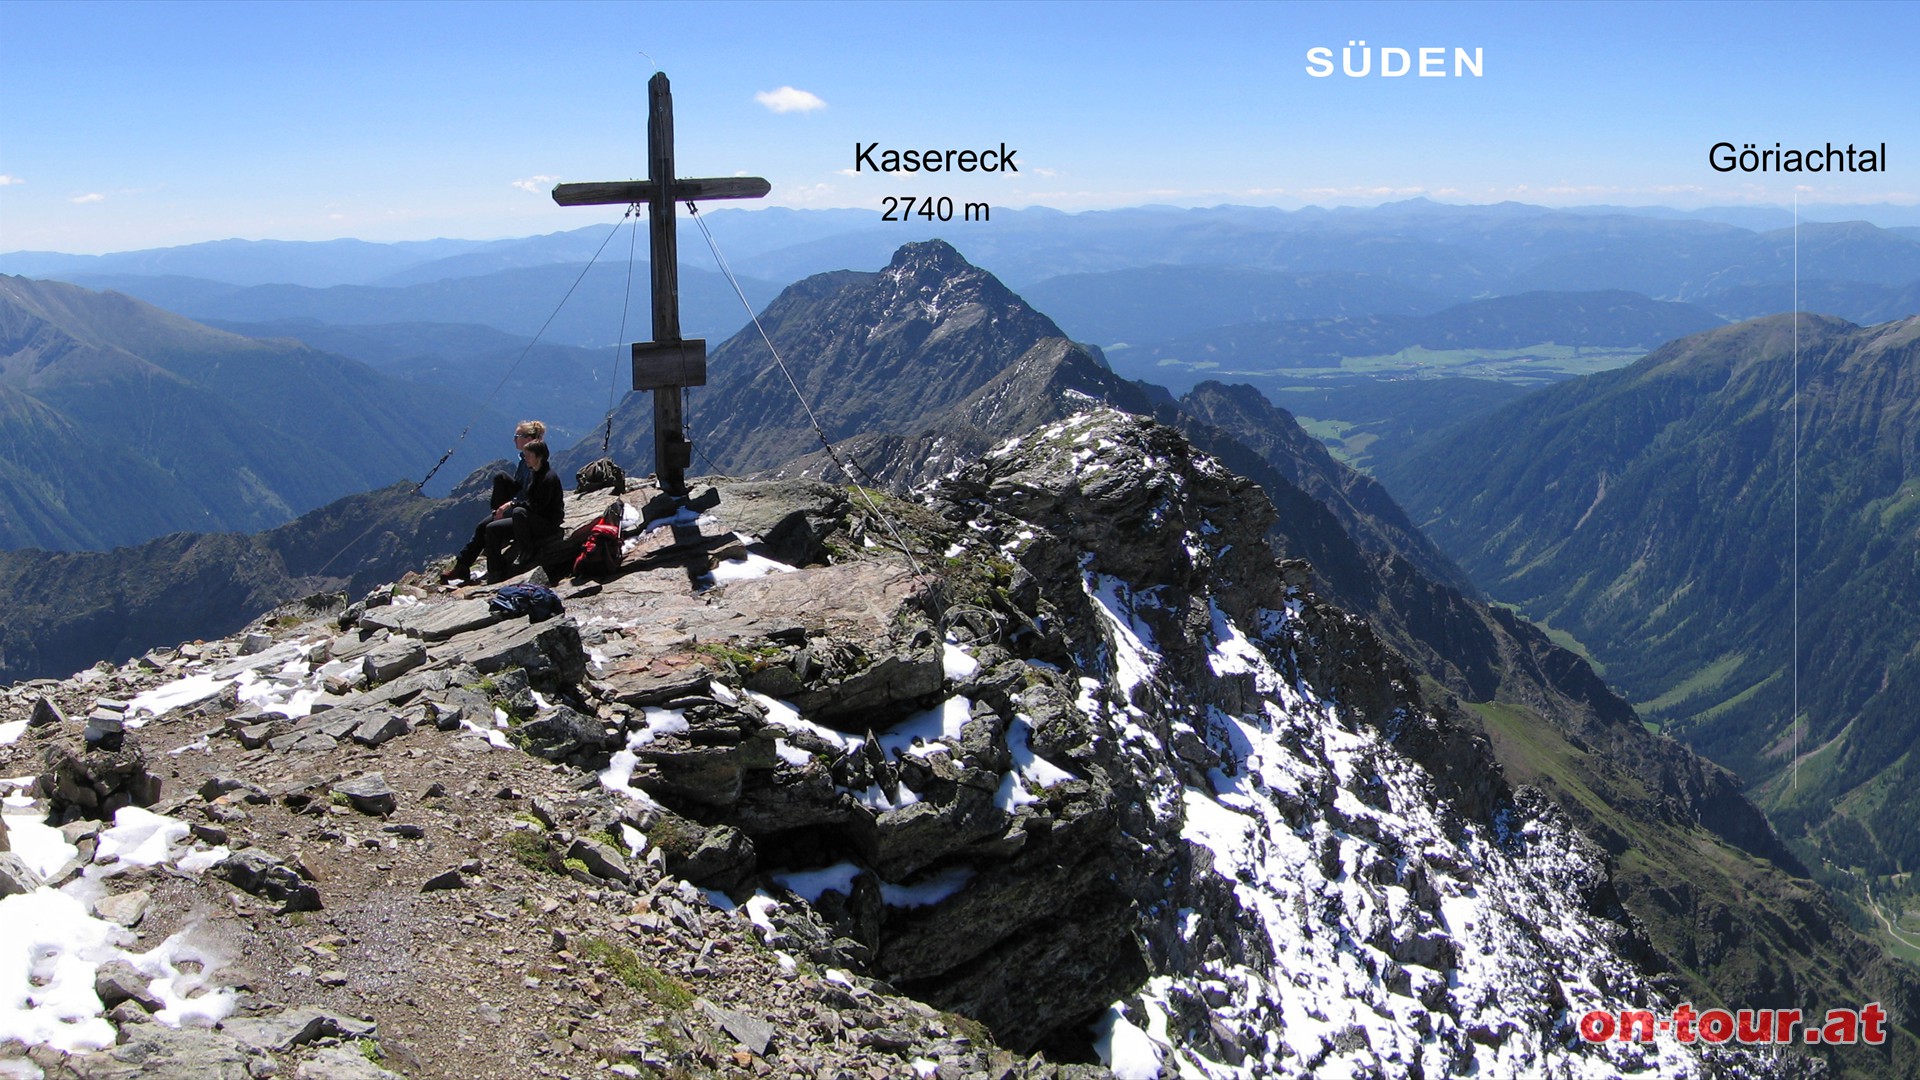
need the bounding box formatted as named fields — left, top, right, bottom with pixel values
left=877, top=696, right=970, bottom=761
left=750, top=693, right=860, bottom=754
left=766, top=861, right=975, bottom=910
left=597, top=710, right=682, bottom=810
left=772, top=863, right=863, bottom=902
left=3, top=814, right=78, bottom=879
left=941, top=640, right=979, bottom=679
left=91, top=806, right=190, bottom=869
left=121, top=638, right=334, bottom=724
left=708, top=552, right=800, bottom=584
left=0, top=800, right=236, bottom=1056
left=997, top=711, right=1074, bottom=816
left=1085, top=575, right=1159, bottom=694
left=1076, top=576, right=1725, bottom=1079
left=0, top=889, right=124, bottom=1053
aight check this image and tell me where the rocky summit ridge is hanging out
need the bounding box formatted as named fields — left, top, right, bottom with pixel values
left=1, top=408, right=1806, bottom=1079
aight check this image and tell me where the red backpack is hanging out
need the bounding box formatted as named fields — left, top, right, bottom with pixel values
left=572, top=520, right=623, bottom=580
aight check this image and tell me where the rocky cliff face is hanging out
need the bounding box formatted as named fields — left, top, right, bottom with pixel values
left=1, top=410, right=1802, bottom=1078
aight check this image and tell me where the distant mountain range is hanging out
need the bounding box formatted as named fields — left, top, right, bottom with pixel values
left=200, top=318, right=620, bottom=445
left=1019, top=266, right=1447, bottom=347
left=1703, top=278, right=1920, bottom=325
left=8, top=199, right=1919, bottom=558
left=61, top=260, right=781, bottom=351
left=1109, top=290, right=1728, bottom=384
left=14, top=199, right=1920, bottom=309
left=0, top=236, right=490, bottom=288
left=1377, top=314, right=1920, bottom=878
left=0, top=207, right=875, bottom=289
left=0, top=480, right=473, bottom=685
left=9, top=202, right=1918, bottom=496
left=0, top=275, right=510, bottom=551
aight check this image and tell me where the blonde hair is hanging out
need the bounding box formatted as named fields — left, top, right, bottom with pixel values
left=515, top=420, right=546, bottom=439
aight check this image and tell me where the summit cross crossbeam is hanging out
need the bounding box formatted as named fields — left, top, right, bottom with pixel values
left=554, top=71, right=770, bottom=496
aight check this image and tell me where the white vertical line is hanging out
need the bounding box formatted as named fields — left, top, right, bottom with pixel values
left=1792, top=191, right=1800, bottom=790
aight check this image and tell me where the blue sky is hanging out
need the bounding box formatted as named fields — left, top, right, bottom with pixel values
left=2, top=0, right=1915, bottom=253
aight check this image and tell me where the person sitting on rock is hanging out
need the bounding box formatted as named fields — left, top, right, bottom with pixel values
left=449, top=420, right=547, bottom=582
left=481, top=438, right=564, bottom=583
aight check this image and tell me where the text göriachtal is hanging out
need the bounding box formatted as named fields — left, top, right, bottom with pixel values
left=1709, top=142, right=1887, bottom=173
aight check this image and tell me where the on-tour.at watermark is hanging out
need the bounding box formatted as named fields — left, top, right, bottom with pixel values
left=1578, top=1003, right=1887, bottom=1045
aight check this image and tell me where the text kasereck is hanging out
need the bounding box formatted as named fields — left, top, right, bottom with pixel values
left=855, top=144, right=1019, bottom=173
left=1709, top=142, right=1887, bottom=173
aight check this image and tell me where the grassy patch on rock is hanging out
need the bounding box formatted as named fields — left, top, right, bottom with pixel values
left=504, top=826, right=564, bottom=876
left=582, top=937, right=694, bottom=1010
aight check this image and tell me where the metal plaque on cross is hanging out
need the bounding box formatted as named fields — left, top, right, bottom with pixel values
left=553, top=71, right=769, bottom=496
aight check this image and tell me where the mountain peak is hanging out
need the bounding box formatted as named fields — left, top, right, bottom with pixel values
left=876, top=240, right=1020, bottom=325
left=884, top=238, right=970, bottom=274
left=613, top=243, right=1067, bottom=476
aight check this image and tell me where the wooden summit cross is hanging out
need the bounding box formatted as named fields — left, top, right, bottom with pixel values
left=553, top=71, right=769, bottom=496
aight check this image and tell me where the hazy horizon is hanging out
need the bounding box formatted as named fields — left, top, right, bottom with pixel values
left=3, top=1, right=1914, bottom=254
left=8, top=196, right=1920, bottom=262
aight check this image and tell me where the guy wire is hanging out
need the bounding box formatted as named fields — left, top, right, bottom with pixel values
left=604, top=208, right=642, bottom=454
left=685, top=204, right=928, bottom=578
left=414, top=206, right=637, bottom=492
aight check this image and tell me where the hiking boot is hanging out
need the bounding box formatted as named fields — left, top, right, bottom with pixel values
left=445, top=556, right=474, bottom=584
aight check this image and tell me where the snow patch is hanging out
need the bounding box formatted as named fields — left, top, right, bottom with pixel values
left=1091, top=1000, right=1166, bottom=1080
left=743, top=892, right=781, bottom=935
left=1, top=817, right=77, bottom=880
left=708, top=552, right=799, bottom=584
left=878, top=696, right=971, bottom=761
left=750, top=693, right=862, bottom=753
left=772, top=863, right=862, bottom=902
left=879, top=866, right=973, bottom=908
left=91, top=806, right=190, bottom=869
left=0, top=889, right=123, bottom=1053
left=941, top=641, right=980, bottom=679
left=127, top=926, right=238, bottom=1028
left=0, top=811, right=235, bottom=1058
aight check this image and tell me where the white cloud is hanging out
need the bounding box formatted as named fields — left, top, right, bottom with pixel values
left=755, top=86, right=826, bottom=114
left=71, top=192, right=105, bottom=204
left=776, top=182, right=837, bottom=205
left=512, top=175, right=560, bottom=194
left=0, top=174, right=23, bottom=186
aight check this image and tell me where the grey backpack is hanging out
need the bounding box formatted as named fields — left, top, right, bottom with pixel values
left=575, top=457, right=627, bottom=495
